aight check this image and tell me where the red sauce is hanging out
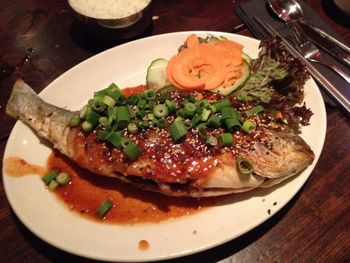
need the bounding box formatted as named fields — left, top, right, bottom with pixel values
left=122, top=85, right=148, bottom=96
left=4, top=157, right=48, bottom=177
left=48, top=152, right=219, bottom=224
left=138, top=240, right=150, bottom=251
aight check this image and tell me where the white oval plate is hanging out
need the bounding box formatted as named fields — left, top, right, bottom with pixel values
left=3, top=31, right=326, bottom=262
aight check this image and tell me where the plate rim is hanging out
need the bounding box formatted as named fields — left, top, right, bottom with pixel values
left=2, top=30, right=327, bottom=262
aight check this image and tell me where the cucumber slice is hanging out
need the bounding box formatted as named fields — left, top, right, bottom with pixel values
left=241, top=52, right=252, bottom=64
left=146, top=58, right=172, bottom=90
left=210, top=59, right=250, bottom=96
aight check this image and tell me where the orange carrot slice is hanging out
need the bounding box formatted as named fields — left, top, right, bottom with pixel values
left=186, top=34, right=200, bottom=48
left=166, top=34, right=245, bottom=90
left=167, top=44, right=227, bottom=90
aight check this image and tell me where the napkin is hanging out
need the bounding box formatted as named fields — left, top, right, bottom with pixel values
left=235, top=0, right=350, bottom=108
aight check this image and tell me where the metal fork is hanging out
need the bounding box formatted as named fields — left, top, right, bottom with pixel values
left=289, top=21, right=350, bottom=84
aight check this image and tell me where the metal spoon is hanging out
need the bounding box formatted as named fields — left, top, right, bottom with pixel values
left=267, top=0, right=307, bottom=45
left=268, top=0, right=350, bottom=83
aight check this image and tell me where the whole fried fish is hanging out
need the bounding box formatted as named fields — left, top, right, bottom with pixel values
left=6, top=80, right=315, bottom=197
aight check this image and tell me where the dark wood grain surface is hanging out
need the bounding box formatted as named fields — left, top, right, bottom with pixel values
left=1, top=0, right=349, bottom=262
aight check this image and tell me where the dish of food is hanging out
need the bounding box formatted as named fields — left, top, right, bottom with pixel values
left=3, top=31, right=326, bottom=261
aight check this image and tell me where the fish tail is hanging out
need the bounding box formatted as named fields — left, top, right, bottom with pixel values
left=6, top=80, right=74, bottom=155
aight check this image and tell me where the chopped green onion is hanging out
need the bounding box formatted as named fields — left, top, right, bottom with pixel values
left=183, top=120, right=193, bottom=130
left=205, top=135, right=218, bottom=146
left=107, top=131, right=122, bottom=148
left=197, top=99, right=210, bottom=108
left=170, top=120, right=188, bottom=143
left=96, top=199, right=113, bottom=218
left=143, top=89, right=156, bottom=100
left=116, top=106, right=130, bottom=129
left=177, top=109, right=186, bottom=118
left=224, top=117, right=241, bottom=132
left=48, top=180, right=59, bottom=191
left=95, top=83, right=120, bottom=97
left=128, top=105, right=139, bottom=118
left=207, top=115, right=221, bottom=128
left=92, top=97, right=106, bottom=113
left=103, top=95, right=116, bottom=107
left=183, top=103, right=196, bottom=117
left=214, top=98, right=230, bottom=112
left=237, top=91, right=249, bottom=102
left=115, top=94, right=127, bottom=105
left=121, top=138, right=130, bottom=149
left=236, top=156, right=254, bottom=175
left=174, top=116, right=184, bottom=123
left=99, top=116, right=109, bottom=126
left=200, top=108, right=211, bottom=122
left=127, top=123, right=139, bottom=134
left=123, top=141, right=142, bottom=160
left=157, top=118, right=169, bottom=129
left=139, top=119, right=151, bottom=128
left=98, top=130, right=109, bottom=140
left=165, top=99, right=177, bottom=112
left=245, top=105, right=265, bottom=116
left=126, top=95, right=139, bottom=105
left=191, top=114, right=202, bottom=126
left=42, top=170, right=57, bottom=185
left=68, top=114, right=81, bottom=127
left=153, top=104, right=169, bottom=118
left=241, top=120, right=256, bottom=134
left=186, top=95, right=196, bottom=103
left=146, top=113, right=156, bottom=121
left=137, top=99, right=147, bottom=109
left=219, top=133, right=233, bottom=146
left=221, top=107, right=239, bottom=120
left=56, top=172, right=71, bottom=185
left=86, top=111, right=100, bottom=126
left=79, top=105, right=92, bottom=120
left=137, top=109, right=146, bottom=118
left=82, top=121, right=93, bottom=132
left=109, top=89, right=123, bottom=102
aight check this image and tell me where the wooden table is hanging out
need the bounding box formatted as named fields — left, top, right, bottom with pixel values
left=1, top=0, right=349, bottom=262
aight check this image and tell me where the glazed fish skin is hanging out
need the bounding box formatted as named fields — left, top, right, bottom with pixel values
left=6, top=80, right=74, bottom=156
left=246, top=130, right=315, bottom=179
left=6, top=80, right=315, bottom=197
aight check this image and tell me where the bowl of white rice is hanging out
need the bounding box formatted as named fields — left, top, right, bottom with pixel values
left=68, top=0, right=153, bottom=39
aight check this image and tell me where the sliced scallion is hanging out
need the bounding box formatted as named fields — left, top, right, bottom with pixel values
left=219, top=133, right=233, bottom=146
left=205, top=135, right=218, bottom=146
left=122, top=141, right=142, bottom=160
left=183, top=102, right=196, bottom=117
left=224, top=117, right=241, bottom=132
left=107, top=131, right=122, bottom=148
left=92, top=97, right=106, bottom=113
left=127, top=123, right=138, bottom=134
left=103, top=95, right=116, bottom=107
left=115, top=106, right=130, bottom=129
left=96, top=199, right=113, bottom=218
left=170, top=120, right=188, bottom=143
left=245, top=105, right=265, bottom=116
left=241, top=120, right=256, bottom=134
left=48, top=180, right=59, bottom=191
left=236, top=156, right=254, bottom=175
left=143, top=89, right=156, bottom=100
left=85, top=110, right=100, bottom=126
left=207, top=115, right=221, bottom=128
left=56, top=172, right=71, bottom=185
left=68, top=114, right=81, bottom=127
left=165, top=99, right=176, bottom=112
left=82, top=121, right=93, bottom=132
left=42, top=170, right=57, bottom=185
left=153, top=104, right=169, bottom=118
left=214, top=98, right=230, bottom=112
